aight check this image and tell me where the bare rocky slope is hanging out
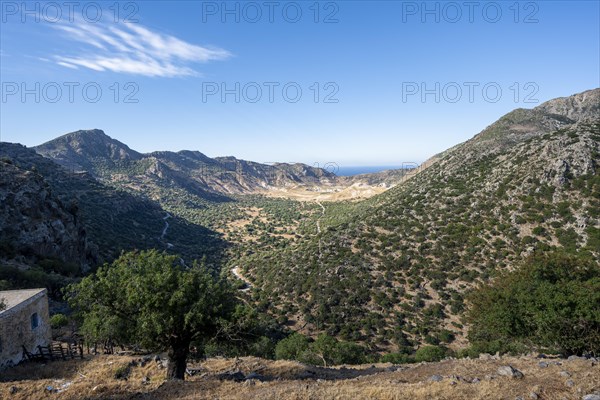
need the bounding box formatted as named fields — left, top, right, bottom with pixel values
left=0, top=157, right=95, bottom=270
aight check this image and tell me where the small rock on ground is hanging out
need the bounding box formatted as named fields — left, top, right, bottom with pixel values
left=218, top=371, right=245, bottom=382
left=245, top=372, right=266, bottom=381
left=497, top=365, right=524, bottom=379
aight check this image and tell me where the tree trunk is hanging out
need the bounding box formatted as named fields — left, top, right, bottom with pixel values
left=167, top=342, right=190, bottom=380
left=318, top=353, right=327, bottom=367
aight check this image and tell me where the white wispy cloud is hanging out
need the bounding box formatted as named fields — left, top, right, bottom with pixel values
left=52, top=22, right=231, bottom=77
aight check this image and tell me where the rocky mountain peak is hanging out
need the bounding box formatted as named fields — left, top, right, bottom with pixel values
left=460, top=88, right=599, bottom=154
left=34, top=129, right=142, bottom=173
left=535, top=88, right=600, bottom=122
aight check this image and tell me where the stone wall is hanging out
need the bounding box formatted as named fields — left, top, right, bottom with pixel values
left=0, top=289, right=51, bottom=370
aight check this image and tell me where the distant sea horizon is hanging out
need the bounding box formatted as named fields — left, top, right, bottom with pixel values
left=335, top=166, right=405, bottom=176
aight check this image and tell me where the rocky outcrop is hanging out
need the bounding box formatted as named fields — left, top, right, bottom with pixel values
left=460, top=88, right=599, bottom=155
left=0, top=158, right=95, bottom=270
left=536, top=88, right=600, bottom=122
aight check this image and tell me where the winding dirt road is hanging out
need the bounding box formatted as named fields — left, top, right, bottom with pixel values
left=232, top=266, right=252, bottom=291
left=316, top=200, right=325, bottom=234
left=160, top=212, right=171, bottom=239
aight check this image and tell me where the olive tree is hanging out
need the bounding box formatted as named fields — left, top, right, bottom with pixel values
left=467, top=251, right=600, bottom=356
left=66, top=250, right=235, bottom=380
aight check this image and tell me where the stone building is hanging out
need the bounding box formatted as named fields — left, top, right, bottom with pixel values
left=0, top=288, right=51, bottom=369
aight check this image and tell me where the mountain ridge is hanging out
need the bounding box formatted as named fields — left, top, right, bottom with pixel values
left=234, top=88, right=600, bottom=349
left=33, top=130, right=341, bottom=198
left=33, top=129, right=142, bottom=172
left=2, top=88, right=598, bottom=350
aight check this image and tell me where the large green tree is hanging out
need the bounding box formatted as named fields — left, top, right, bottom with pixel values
left=274, top=333, right=366, bottom=366
left=466, top=251, right=600, bottom=356
left=66, top=250, right=235, bottom=380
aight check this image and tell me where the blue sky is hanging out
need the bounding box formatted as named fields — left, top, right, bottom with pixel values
left=1, top=1, right=599, bottom=166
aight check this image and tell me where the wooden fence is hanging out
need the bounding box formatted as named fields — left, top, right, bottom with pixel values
left=22, top=341, right=84, bottom=362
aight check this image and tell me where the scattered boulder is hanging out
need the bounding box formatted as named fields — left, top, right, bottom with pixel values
left=8, top=386, right=18, bottom=395
left=245, top=372, right=266, bottom=381
left=560, top=371, right=572, bottom=378
left=428, top=375, right=443, bottom=382
left=566, top=379, right=575, bottom=387
left=218, top=371, right=245, bottom=382
left=538, top=362, right=548, bottom=368
left=497, top=365, right=524, bottom=379
left=582, top=395, right=600, bottom=400
left=386, top=365, right=403, bottom=372
left=55, top=382, right=72, bottom=393
left=129, top=358, right=148, bottom=368
left=141, top=376, right=150, bottom=385
left=134, top=356, right=153, bottom=367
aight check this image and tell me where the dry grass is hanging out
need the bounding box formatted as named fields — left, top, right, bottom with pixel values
left=1, top=355, right=598, bottom=399
left=0, top=355, right=163, bottom=399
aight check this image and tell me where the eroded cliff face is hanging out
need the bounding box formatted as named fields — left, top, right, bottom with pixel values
left=0, top=158, right=95, bottom=271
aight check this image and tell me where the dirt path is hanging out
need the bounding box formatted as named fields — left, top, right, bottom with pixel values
left=314, top=200, right=327, bottom=271
left=232, top=266, right=252, bottom=291
left=315, top=200, right=325, bottom=234
left=160, top=212, right=171, bottom=239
